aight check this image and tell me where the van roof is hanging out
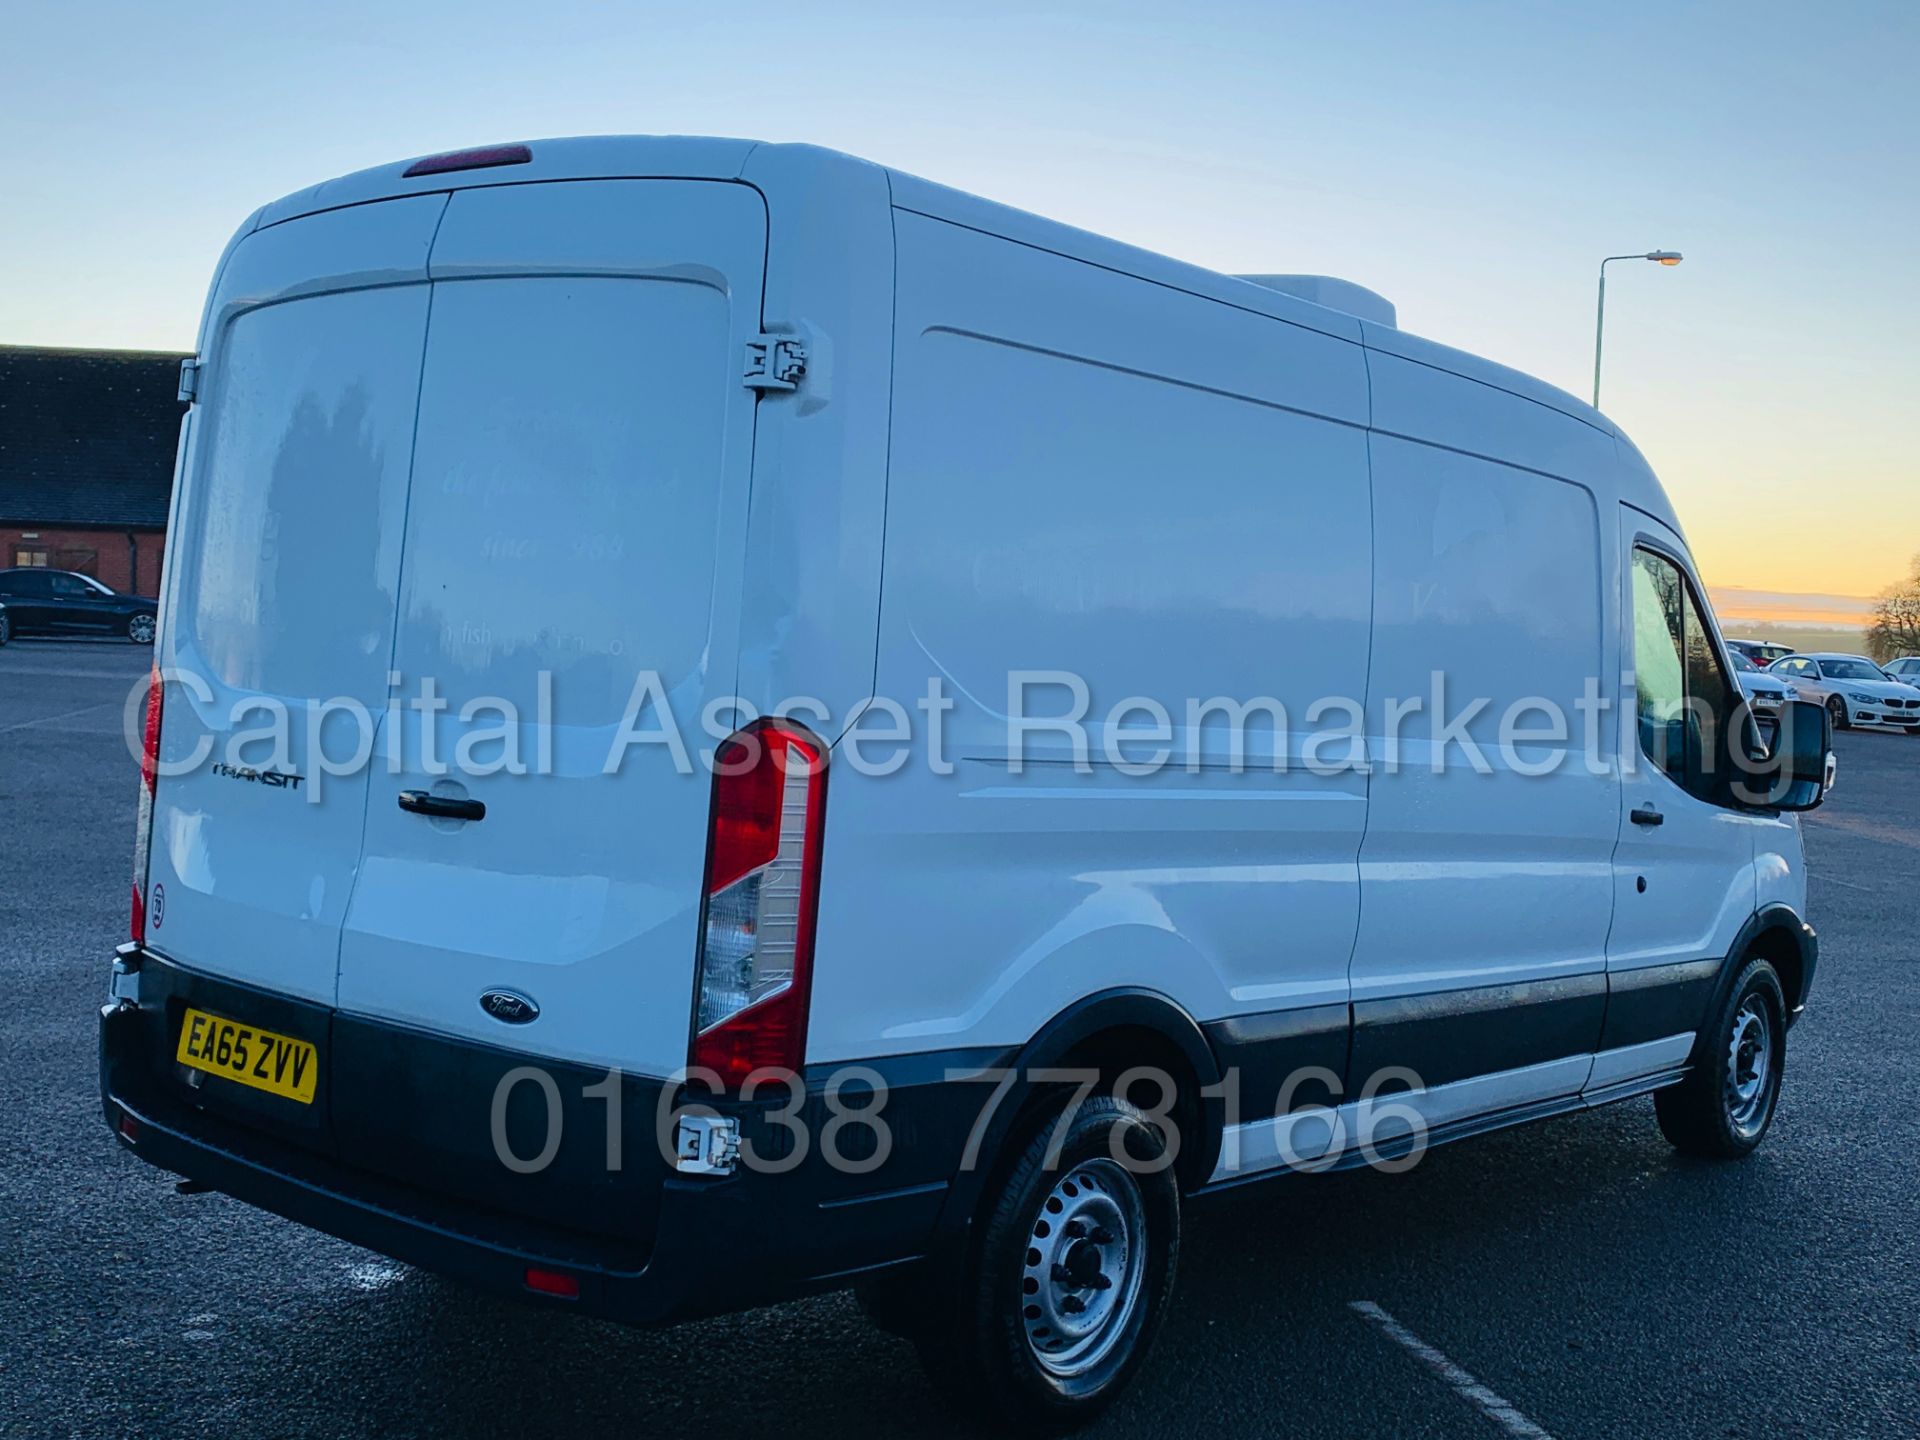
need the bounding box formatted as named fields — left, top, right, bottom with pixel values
left=245, top=134, right=1673, bottom=532
left=252, top=135, right=765, bottom=229
left=884, top=163, right=1617, bottom=436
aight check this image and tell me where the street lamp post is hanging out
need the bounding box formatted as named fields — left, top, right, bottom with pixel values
left=1593, top=250, right=1683, bottom=408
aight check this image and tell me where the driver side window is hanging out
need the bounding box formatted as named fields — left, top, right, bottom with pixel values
left=1631, top=546, right=1740, bottom=803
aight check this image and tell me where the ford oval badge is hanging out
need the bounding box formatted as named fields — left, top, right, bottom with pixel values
left=480, top=990, right=540, bottom=1024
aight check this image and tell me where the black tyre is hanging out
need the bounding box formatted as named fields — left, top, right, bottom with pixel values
left=1655, top=957, right=1786, bottom=1158
left=911, top=1094, right=1179, bottom=1433
left=0, top=609, right=9, bottom=646
left=127, top=612, right=156, bottom=645
left=1825, top=694, right=1848, bottom=731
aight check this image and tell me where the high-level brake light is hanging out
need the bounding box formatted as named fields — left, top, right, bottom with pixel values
left=402, top=144, right=532, bottom=178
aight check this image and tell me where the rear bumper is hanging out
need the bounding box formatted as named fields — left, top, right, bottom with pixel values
left=100, top=951, right=986, bottom=1325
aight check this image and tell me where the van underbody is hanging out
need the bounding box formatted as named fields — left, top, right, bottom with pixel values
left=103, top=951, right=996, bottom=1322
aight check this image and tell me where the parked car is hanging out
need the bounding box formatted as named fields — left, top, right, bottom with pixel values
left=100, top=137, right=1835, bottom=1431
left=1879, top=655, right=1920, bottom=686
left=1768, top=652, right=1920, bottom=732
left=0, top=567, right=157, bottom=643
left=0, top=599, right=10, bottom=646
left=1726, top=637, right=1795, bottom=666
left=1727, top=646, right=1796, bottom=716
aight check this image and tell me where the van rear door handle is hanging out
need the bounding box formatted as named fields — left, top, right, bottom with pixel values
left=398, top=790, right=486, bottom=822
left=1630, top=804, right=1664, bottom=827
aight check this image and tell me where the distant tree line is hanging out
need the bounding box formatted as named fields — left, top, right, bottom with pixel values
left=1866, top=552, right=1920, bottom=661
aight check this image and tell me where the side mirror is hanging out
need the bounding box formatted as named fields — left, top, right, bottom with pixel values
left=1753, top=699, right=1832, bottom=810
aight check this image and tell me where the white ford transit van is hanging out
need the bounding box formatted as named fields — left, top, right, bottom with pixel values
left=103, top=137, right=1831, bottom=1431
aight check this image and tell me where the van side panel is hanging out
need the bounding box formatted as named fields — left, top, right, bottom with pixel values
left=1349, top=367, right=1618, bottom=1093
left=806, top=209, right=1372, bottom=1067
left=1364, top=348, right=1619, bottom=493
left=733, top=146, right=897, bottom=733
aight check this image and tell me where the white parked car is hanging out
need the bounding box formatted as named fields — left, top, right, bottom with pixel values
left=1726, top=647, right=1797, bottom=716
left=1881, top=655, right=1920, bottom=687
left=102, top=136, right=1834, bottom=1430
left=1768, top=653, right=1920, bottom=733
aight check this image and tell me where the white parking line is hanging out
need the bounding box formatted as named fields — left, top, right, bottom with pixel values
left=0, top=664, right=146, bottom=679
left=1350, top=1300, right=1556, bottom=1439
left=0, top=700, right=117, bottom=736
left=1809, top=871, right=1878, bottom=894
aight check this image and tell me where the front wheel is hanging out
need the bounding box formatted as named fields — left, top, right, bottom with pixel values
left=0, top=610, right=9, bottom=646
left=1825, top=695, right=1848, bottom=732
left=1655, top=957, right=1786, bottom=1158
left=127, top=612, right=156, bottom=645
left=914, top=1095, right=1179, bottom=1432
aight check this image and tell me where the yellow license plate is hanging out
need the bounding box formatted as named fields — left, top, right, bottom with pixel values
left=175, top=1007, right=319, bottom=1105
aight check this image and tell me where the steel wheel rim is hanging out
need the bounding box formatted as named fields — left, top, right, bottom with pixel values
left=1724, top=997, right=1775, bottom=1140
left=130, top=614, right=155, bottom=644
left=1020, top=1157, right=1148, bottom=1379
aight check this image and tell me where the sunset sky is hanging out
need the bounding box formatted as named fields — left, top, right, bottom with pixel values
left=3, top=1, right=1914, bottom=620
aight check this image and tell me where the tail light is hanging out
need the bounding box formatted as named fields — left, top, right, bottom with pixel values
left=691, top=720, right=828, bottom=1087
left=130, top=665, right=162, bottom=942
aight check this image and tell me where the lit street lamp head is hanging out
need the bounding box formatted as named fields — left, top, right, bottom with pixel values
left=1593, top=249, right=1687, bottom=406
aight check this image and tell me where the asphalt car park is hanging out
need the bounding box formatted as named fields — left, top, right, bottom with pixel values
left=3, top=638, right=1916, bottom=1439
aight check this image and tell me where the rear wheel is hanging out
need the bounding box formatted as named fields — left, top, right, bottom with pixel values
left=1655, top=957, right=1786, bottom=1158
left=1825, top=695, right=1848, bottom=731
left=0, top=609, right=9, bottom=646
left=910, top=1095, right=1178, bottom=1432
left=127, top=612, right=156, bottom=645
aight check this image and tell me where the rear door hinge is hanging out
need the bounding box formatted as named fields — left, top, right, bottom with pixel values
left=743, top=334, right=807, bottom=393
left=177, top=357, right=202, bottom=404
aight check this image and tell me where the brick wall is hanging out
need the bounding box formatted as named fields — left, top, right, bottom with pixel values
left=1, top=526, right=166, bottom=596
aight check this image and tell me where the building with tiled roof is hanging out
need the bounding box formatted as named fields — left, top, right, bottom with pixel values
left=0, top=344, right=187, bottom=595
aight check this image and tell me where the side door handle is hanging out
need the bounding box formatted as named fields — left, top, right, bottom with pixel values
left=1630, top=804, right=1664, bottom=827
left=398, top=790, right=486, bottom=822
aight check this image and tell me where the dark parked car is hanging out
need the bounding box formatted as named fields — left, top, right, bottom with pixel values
left=1726, top=636, right=1795, bottom=666
left=0, top=599, right=10, bottom=646
left=0, top=568, right=156, bottom=643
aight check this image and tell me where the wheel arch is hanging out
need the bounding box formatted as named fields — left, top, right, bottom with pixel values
left=1717, top=903, right=1817, bottom=1031
left=929, top=988, right=1225, bottom=1252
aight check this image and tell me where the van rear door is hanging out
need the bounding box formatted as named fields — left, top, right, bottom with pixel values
left=334, top=180, right=766, bottom=1078
left=146, top=196, right=447, bottom=1004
